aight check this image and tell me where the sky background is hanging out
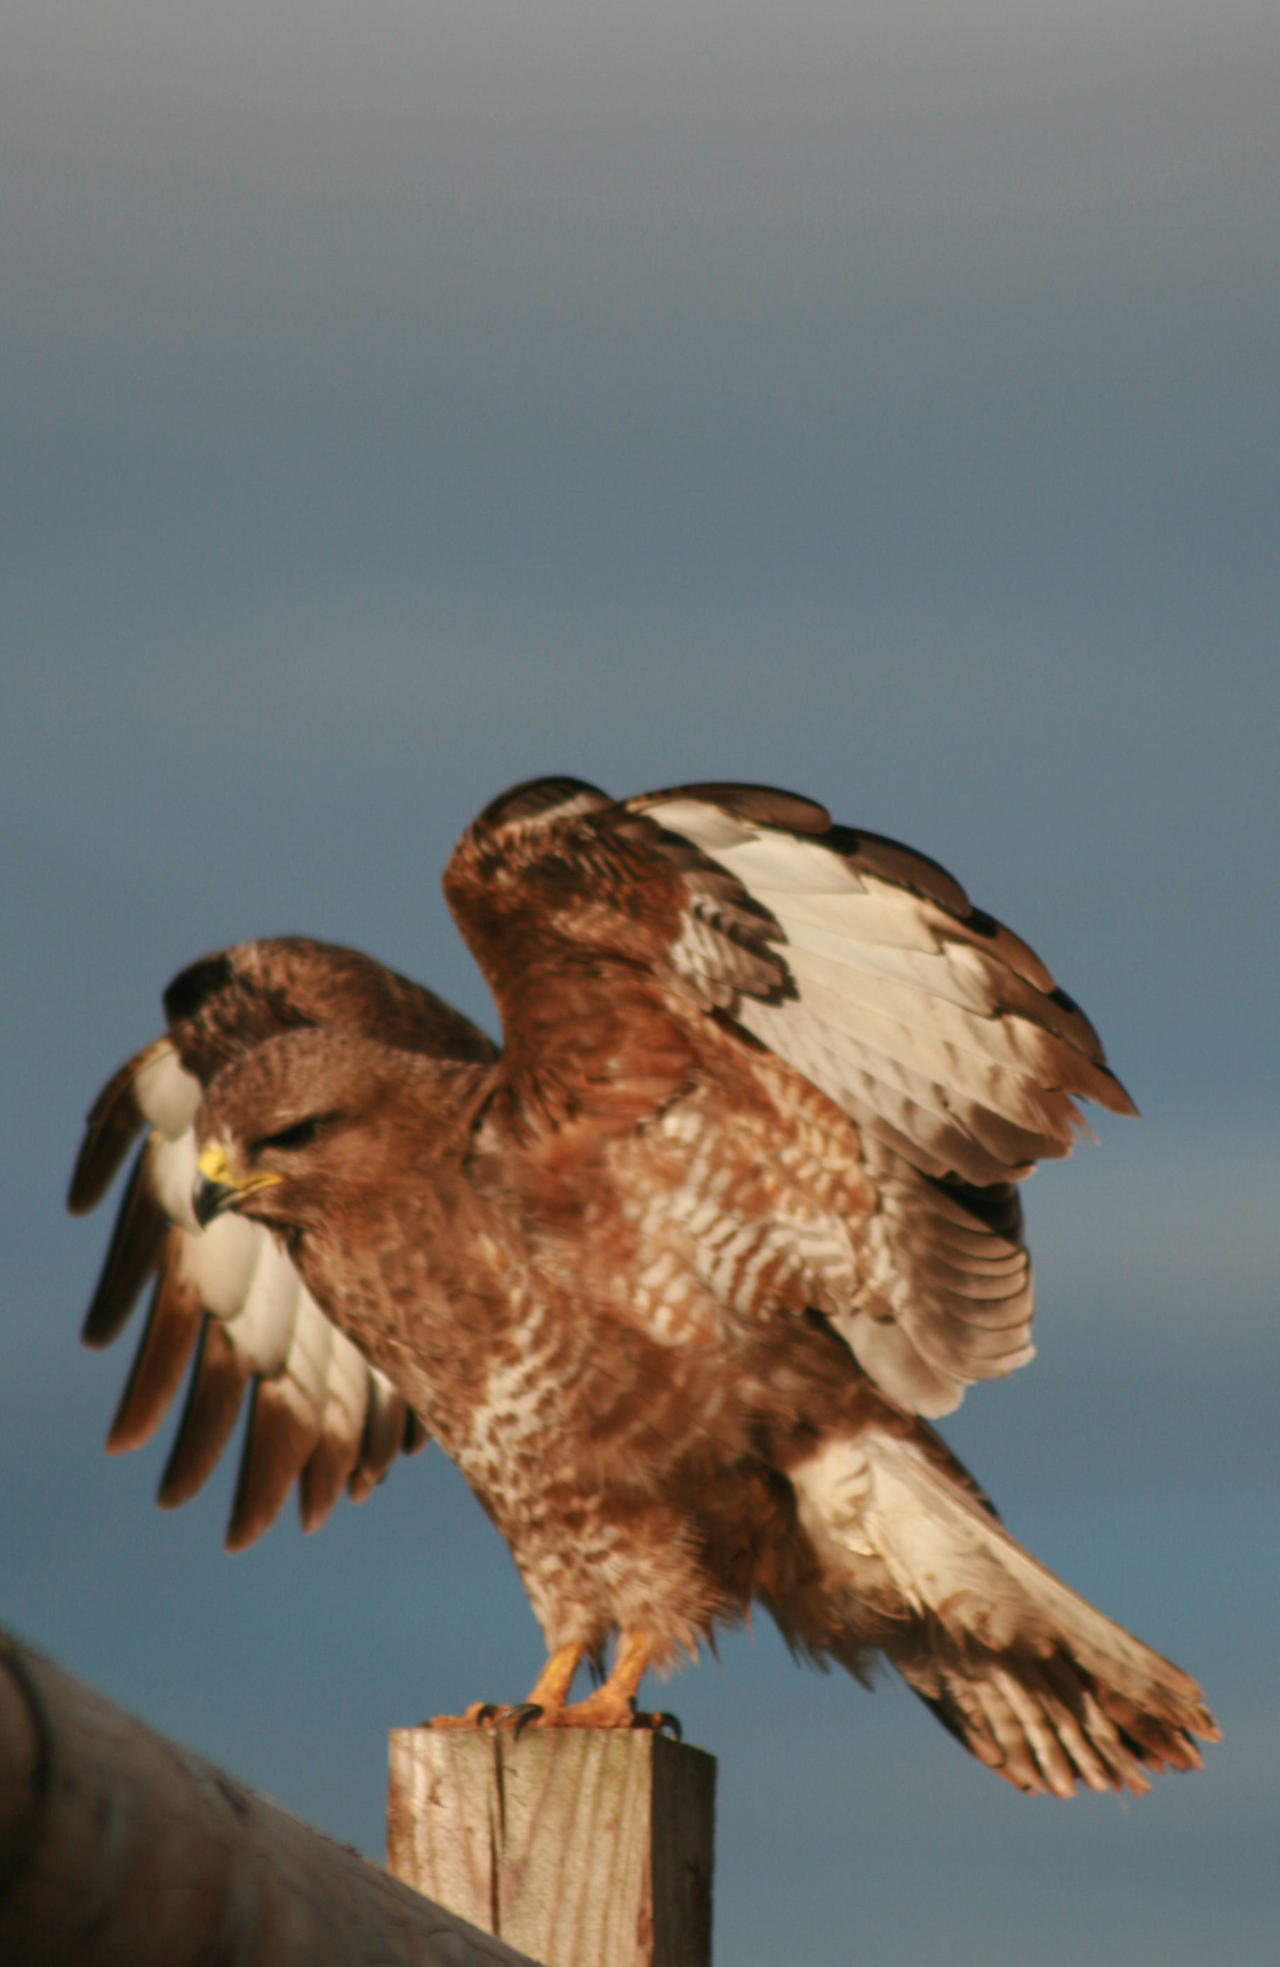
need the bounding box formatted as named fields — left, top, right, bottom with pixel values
left=3, top=4, right=1277, bottom=1961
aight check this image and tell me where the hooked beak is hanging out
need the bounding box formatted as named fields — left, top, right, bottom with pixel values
left=193, top=1140, right=283, bottom=1228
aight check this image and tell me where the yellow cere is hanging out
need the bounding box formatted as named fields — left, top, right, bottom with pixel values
left=197, top=1140, right=283, bottom=1195
left=197, top=1141, right=236, bottom=1186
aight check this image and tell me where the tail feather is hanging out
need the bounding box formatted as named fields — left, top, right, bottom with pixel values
left=787, top=1427, right=1218, bottom=1797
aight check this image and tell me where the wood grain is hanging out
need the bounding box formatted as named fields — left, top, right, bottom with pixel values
left=387, top=1730, right=715, bottom=1967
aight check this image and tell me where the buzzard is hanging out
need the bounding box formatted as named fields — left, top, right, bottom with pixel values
left=69, top=777, right=1217, bottom=1796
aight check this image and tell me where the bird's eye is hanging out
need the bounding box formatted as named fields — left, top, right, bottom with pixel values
left=252, top=1114, right=331, bottom=1154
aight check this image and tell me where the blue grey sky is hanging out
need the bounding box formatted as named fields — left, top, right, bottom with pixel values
left=3, top=5, right=1277, bottom=1961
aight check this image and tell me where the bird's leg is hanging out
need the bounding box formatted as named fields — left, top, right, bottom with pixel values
left=428, top=1633, right=680, bottom=1735
left=506, top=1643, right=588, bottom=1727
left=541, top=1628, right=676, bottom=1731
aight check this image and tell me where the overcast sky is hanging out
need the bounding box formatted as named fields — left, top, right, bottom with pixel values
left=3, top=6, right=1277, bottom=1962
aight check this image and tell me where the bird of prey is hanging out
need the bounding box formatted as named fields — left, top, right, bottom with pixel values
left=69, top=776, right=1217, bottom=1796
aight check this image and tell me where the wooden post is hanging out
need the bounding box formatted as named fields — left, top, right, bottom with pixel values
left=387, top=1730, right=716, bottom=1967
left=0, top=1629, right=540, bottom=1967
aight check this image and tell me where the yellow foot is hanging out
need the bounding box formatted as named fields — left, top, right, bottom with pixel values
left=427, top=1694, right=680, bottom=1737
left=542, top=1690, right=681, bottom=1736
left=424, top=1632, right=679, bottom=1737
left=425, top=1701, right=507, bottom=1730
left=426, top=1642, right=587, bottom=1732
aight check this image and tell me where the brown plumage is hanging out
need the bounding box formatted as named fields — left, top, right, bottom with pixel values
left=69, top=938, right=494, bottom=1546
left=70, top=779, right=1217, bottom=1794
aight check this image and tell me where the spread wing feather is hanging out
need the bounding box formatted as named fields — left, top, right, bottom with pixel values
left=644, top=787, right=1134, bottom=1414
left=635, top=789, right=1132, bottom=1170
left=445, top=779, right=1134, bottom=1416
left=69, top=937, right=496, bottom=1547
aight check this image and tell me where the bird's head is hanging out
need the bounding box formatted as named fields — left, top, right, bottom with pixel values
left=191, top=1027, right=423, bottom=1236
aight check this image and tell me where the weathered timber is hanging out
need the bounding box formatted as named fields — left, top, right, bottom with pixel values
left=0, top=1630, right=539, bottom=1967
left=387, top=1729, right=716, bottom=1967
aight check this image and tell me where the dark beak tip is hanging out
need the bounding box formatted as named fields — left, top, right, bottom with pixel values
left=192, top=1174, right=235, bottom=1230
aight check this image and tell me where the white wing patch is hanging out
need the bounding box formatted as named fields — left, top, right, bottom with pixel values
left=639, top=794, right=1130, bottom=1413
left=648, top=803, right=1097, bottom=1183
left=133, top=1041, right=201, bottom=1137
left=85, top=1035, right=419, bottom=1546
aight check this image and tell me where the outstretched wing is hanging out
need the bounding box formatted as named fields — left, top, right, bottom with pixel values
left=444, top=777, right=1135, bottom=1415
left=69, top=937, right=497, bottom=1549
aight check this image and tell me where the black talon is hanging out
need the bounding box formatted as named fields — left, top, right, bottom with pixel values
left=632, top=1709, right=682, bottom=1740
left=424, top=1701, right=502, bottom=1728
left=507, top=1702, right=545, bottom=1739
